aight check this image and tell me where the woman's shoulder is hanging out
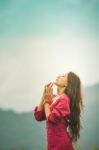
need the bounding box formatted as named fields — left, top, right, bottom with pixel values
left=58, top=94, right=70, bottom=104
left=58, top=94, right=70, bottom=100
left=52, top=94, right=70, bottom=104
left=52, top=94, right=70, bottom=100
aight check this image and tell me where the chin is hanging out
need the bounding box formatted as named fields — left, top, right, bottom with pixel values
left=54, top=81, right=57, bottom=85
left=54, top=81, right=59, bottom=86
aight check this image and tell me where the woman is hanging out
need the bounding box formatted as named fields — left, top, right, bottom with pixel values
left=33, top=71, right=84, bottom=150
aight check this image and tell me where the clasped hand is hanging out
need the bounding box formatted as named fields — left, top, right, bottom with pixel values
left=42, top=82, right=53, bottom=105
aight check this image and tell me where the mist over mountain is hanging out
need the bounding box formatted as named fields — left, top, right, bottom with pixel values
left=78, top=83, right=99, bottom=150
left=0, top=109, right=46, bottom=150
left=0, top=83, right=99, bottom=150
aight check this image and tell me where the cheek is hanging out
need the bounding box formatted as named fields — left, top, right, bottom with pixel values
left=62, top=78, right=67, bottom=85
left=58, top=78, right=66, bottom=86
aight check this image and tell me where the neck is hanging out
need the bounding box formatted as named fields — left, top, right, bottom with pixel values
left=57, top=87, right=66, bottom=96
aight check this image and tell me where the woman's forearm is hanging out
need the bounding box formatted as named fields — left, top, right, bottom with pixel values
left=37, top=97, right=44, bottom=111
left=44, top=103, right=51, bottom=120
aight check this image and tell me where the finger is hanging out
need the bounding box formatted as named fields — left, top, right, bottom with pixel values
left=46, top=83, right=53, bottom=90
left=46, top=84, right=53, bottom=92
left=44, top=82, right=52, bottom=91
left=51, top=88, right=53, bottom=93
left=49, top=83, right=53, bottom=88
left=44, top=83, right=53, bottom=95
left=46, top=86, right=52, bottom=92
left=44, top=83, right=50, bottom=89
left=47, top=83, right=53, bottom=92
left=44, top=83, right=53, bottom=94
left=45, top=82, right=52, bottom=87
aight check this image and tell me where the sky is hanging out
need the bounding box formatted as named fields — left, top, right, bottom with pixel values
left=0, top=0, right=99, bottom=113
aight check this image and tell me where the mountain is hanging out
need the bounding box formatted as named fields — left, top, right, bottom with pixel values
left=77, top=83, right=99, bottom=150
left=0, top=83, right=99, bottom=150
left=0, top=109, right=46, bottom=150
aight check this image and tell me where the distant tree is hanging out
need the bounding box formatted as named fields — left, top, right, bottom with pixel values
left=92, top=145, right=99, bottom=150
left=73, top=143, right=81, bottom=150
left=10, top=146, right=28, bottom=150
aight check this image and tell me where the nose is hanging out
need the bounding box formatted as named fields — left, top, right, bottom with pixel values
left=57, top=75, right=61, bottom=78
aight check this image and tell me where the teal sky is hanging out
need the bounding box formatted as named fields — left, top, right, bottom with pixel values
left=0, top=0, right=99, bottom=37
left=0, top=0, right=99, bottom=112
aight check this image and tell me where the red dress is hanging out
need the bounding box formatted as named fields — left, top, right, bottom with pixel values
left=33, top=95, right=74, bottom=150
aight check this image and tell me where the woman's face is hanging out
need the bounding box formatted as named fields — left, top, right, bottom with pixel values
left=54, top=73, right=68, bottom=87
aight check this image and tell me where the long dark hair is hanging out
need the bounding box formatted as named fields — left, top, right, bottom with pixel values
left=64, top=71, right=84, bottom=143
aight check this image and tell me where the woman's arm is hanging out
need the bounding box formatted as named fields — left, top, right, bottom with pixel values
left=34, top=82, right=53, bottom=121
left=43, top=82, right=53, bottom=120
left=37, top=84, right=48, bottom=111
left=44, top=103, right=51, bottom=120
left=33, top=97, right=46, bottom=121
left=33, top=88, right=46, bottom=121
left=44, top=96, right=70, bottom=124
left=37, top=96, right=44, bottom=111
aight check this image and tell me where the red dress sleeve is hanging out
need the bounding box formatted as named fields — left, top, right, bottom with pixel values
left=47, top=96, right=70, bottom=124
left=33, top=106, right=46, bottom=121
left=33, top=95, right=56, bottom=122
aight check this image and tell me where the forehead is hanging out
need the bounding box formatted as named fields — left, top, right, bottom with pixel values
left=64, top=72, right=67, bottom=75
left=61, top=73, right=67, bottom=76
left=64, top=73, right=67, bottom=76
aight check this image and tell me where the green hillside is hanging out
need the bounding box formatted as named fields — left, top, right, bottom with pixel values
left=0, top=83, right=99, bottom=150
left=0, top=109, right=46, bottom=150
left=77, top=83, right=99, bottom=150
